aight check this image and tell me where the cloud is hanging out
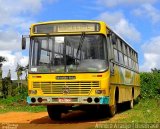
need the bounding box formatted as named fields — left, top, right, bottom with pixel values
left=140, top=53, right=160, bottom=72
left=140, top=36, right=160, bottom=71
left=0, top=0, right=56, bottom=51
left=142, top=36, right=160, bottom=54
left=97, top=11, right=141, bottom=42
left=0, top=1, right=39, bottom=30
left=0, top=0, right=58, bottom=79
left=97, top=0, right=157, bottom=8
left=0, top=30, right=21, bottom=51
left=133, top=4, right=160, bottom=24
left=0, top=51, right=28, bottom=80
left=0, top=0, right=57, bottom=16
left=0, top=0, right=57, bottom=31
left=98, top=12, right=123, bottom=25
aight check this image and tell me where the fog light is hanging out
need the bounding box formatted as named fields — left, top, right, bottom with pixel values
left=38, top=97, right=42, bottom=103
left=87, top=97, right=92, bottom=103
left=94, top=98, right=100, bottom=103
left=31, top=97, right=36, bottom=103
left=29, top=90, right=37, bottom=94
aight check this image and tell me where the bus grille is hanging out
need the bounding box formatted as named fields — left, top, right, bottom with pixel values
left=32, top=81, right=100, bottom=95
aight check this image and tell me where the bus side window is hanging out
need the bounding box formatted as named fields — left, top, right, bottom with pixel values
left=133, top=52, right=136, bottom=62
left=136, top=63, right=139, bottom=71
left=128, top=47, right=131, bottom=57
left=112, top=33, right=117, bottom=46
left=118, top=52, right=124, bottom=64
left=128, top=58, right=132, bottom=68
left=117, top=39, right=121, bottom=52
left=135, top=53, right=138, bottom=62
left=125, top=45, right=128, bottom=56
left=120, top=41, right=123, bottom=53
left=131, top=50, right=133, bottom=60
left=123, top=44, right=126, bottom=55
left=114, top=49, right=118, bottom=62
left=124, top=55, right=128, bottom=66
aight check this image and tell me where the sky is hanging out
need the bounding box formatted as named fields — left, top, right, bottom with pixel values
left=0, top=0, right=160, bottom=79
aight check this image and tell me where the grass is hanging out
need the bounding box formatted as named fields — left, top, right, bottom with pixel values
left=0, top=105, right=46, bottom=113
left=90, top=99, right=160, bottom=129
left=0, top=97, right=46, bottom=114
left=117, top=99, right=160, bottom=123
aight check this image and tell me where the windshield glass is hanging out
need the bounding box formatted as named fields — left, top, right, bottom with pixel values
left=29, top=34, right=108, bottom=73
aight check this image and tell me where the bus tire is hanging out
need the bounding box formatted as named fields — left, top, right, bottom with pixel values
left=108, top=99, right=117, bottom=117
left=47, top=105, right=62, bottom=120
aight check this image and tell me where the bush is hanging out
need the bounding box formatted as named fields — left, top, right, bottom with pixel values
left=0, top=79, right=28, bottom=104
left=140, top=72, right=160, bottom=99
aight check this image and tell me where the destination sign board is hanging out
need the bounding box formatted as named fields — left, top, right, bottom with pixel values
left=34, top=23, right=100, bottom=33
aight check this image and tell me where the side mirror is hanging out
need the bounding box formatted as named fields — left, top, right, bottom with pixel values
left=22, top=35, right=30, bottom=50
left=22, top=35, right=26, bottom=50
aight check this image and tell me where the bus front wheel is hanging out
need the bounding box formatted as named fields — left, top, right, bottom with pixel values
left=108, top=99, right=117, bottom=117
left=47, top=105, right=62, bottom=120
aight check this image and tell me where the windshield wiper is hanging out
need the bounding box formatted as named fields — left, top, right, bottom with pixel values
left=76, top=32, right=85, bottom=63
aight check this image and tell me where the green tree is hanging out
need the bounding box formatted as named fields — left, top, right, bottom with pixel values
left=24, top=64, right=29, bottom=81
left=0, top=56, right=6, bottom=97
left=7, top=69, right=12, bottom=97
left=0, top=56, right=6, bottom=66
left=151, top=68, right=160, bottom=73
left=16, top=64, right=24, bottom=89
left=2, top=77, right=9, bottom=98
left=140, top=71, right=160, bottom=99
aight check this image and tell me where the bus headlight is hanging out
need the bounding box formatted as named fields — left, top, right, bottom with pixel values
left=29, top=90, right=37, bottom=94
left=95, top=90, right=106, bottom=94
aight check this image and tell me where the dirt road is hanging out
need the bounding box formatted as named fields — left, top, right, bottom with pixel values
left=0, top=111, right=126, bottom=129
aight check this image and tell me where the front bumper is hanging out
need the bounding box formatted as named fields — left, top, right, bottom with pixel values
left=27, top=96, right=109, bottom=105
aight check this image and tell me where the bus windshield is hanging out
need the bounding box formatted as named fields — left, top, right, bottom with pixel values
left=29, top=34, right=108, bottom=73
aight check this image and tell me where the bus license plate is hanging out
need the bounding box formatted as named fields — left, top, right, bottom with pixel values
left=58, top=98, right=71, bottom=102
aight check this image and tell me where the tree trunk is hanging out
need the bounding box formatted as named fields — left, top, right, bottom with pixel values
left=7, top=77, right=12, bottom=97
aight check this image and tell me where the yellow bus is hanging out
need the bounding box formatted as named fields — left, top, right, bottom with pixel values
left=22, top=20, right=140, bottom=120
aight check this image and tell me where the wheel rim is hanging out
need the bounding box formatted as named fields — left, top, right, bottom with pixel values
left=110, top=100, right=117, bottom=116
left=130, top=99, right=133, bottom=109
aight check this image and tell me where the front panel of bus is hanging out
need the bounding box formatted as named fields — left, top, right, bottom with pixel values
left=27, top=21, right=111, bottom=105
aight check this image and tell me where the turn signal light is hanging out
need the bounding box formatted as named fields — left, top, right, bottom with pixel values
left=29, top=90, right=37, bottom=94
left=97, top=75, right=102, bottom=77
left=32, top=76, right=41, bottom=78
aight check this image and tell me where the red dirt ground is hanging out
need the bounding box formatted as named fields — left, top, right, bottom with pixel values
left=0, top=111, right=126, bottom=129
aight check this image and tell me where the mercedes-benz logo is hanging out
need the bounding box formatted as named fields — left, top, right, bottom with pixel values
left=63, top=87, right=70, bottom=94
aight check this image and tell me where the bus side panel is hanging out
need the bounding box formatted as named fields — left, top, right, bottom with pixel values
left=134, top=72, right=140, bottom=99
left=109, top=64, right=140, bottom=105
